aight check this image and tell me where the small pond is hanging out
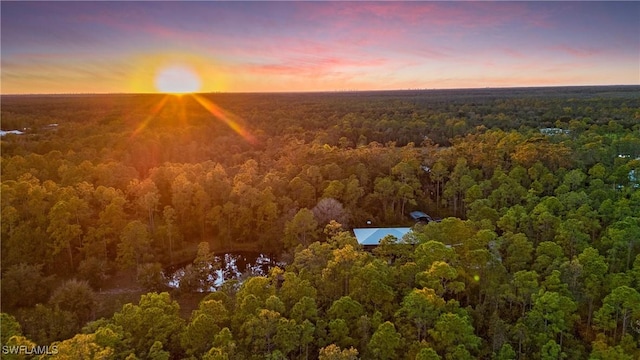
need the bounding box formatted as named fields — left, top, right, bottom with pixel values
left=165, top=252, right=283, bottom=291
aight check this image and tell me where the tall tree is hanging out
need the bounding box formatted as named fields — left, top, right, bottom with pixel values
left=577, top=247, right=608, bottom=327
left=129, top=178, right=160, bottom=232
left=318, top=344, right=359, bottom=360
left=47, top=199, right=83, bottom=269
left=284, top=208, right=319, bottom=249
left=395, top=288, right=445, bottom=342
left=112, top=292, right=184, bottom=358
left=117, top=220, right=152, bottom=272
left=593, top=286, right=640, bottom=343
left=430, top=160, right=448, bottom=211
left=367, top=321, right=402, bottom=360
left=428, top=312, right=481, bottom=359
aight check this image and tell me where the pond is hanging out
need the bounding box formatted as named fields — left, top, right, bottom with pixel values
left=164, top=252, right=283, bottom=291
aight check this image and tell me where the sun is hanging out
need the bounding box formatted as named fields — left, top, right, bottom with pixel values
left=154, top=65, right=202, bottom=94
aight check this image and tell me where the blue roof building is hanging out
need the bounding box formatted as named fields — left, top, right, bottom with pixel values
left=353, top=227, right=412, bottom=247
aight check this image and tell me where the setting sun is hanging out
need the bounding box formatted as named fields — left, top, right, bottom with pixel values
left=154, top=65, right=201, bottom=94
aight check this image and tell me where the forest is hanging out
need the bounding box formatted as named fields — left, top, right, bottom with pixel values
left=1, top=86, right=639, bottom=359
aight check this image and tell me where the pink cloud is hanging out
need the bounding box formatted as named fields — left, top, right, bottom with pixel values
left=296, top=2, right=553, bottom=30
left=241, top=56, right=389, bottom=77
left=549, top=45, right=602, bottom=58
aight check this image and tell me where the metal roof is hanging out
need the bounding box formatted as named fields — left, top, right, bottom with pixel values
left=352, top=227, right=412, bottom=246
left=410, top=211, right=428, bottom=219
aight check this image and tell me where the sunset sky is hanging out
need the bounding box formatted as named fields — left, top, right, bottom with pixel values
left=1, top=1, right=638, bottom=94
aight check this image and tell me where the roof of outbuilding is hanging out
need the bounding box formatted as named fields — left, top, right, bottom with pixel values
left=409, top=211, right=429, bottom=219
left=353, top=227, right=412, bottom=245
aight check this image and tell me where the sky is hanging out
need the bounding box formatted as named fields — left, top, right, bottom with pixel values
left=1, top=1, right=639, bottom=94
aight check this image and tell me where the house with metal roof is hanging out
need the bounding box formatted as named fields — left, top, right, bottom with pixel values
left=353, top=227, right=412, bottom=248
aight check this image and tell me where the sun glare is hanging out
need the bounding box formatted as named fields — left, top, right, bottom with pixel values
left=154, top=65, right=201, bottom=94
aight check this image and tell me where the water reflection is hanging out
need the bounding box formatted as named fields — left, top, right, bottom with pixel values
left=165, top=252, right=281, bottom=292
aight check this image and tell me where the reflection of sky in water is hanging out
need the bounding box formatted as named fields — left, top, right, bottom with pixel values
left=166, top=253, right=281, bottom=292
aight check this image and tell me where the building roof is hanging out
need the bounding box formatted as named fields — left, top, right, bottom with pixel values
left=410, top=211, right=428, bottom=219
left=353, top=227, right=412, bottom=246
left=540, top=127, right=570, bottom=135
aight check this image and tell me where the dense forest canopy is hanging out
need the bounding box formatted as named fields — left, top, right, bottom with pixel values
left=1, top=86, right=639, bottom=359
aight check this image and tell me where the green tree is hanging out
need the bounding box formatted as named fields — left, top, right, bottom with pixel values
left=392, top=159, right=422, bottom=217
left=273, top=317, right=300, bottom=357
left=602, top=217, right=640, bottom=272
left=349, top=260, right=395, bottom=316
left=284, top=208, right=319, bottom=248
left=49, top=279, right=96, bottom=324
left=279, top=271, right=318, bottom=312
left=83, top=191, right=127, bottom=261
left=239, top=309, right=281, bottom=356
left=323, top=180, right=346, bottom=200
left=1, top=263, right=53, bottom=309
left=430, top=160, right=448, bottom=211
left=49, top=333, right=114, bottom=360
left=494, top=343, right=516, bottom=360
left=147, top=341, right=170, bottom=360
left=416, top=347, right=441, bottom=360
left=289, top=177, right=316, bottom=209
left=414, top=240, right=457, bottom=270
left=593, top=286, right=640, bottom=342
left=442, top=158, right=474, bottom=217
left=555, top=218, right=590, bottom=259
left=416, top=261, right=465, bottom=297
left=160, top=205, right=180, bottom=262
left=497, top=205, right=530, bottom=235
left=373, top=176, right=399, bottom=221
left=78, top=256, right=110, bottom=289
left=112, top=292, right=184, bottom=357
left=298, top=320, right=315, bottom=360
left=181, top=299, right=229, bottom=356
left=322, top=245, right=367, bottom=299
left=342, top=176, right=364, bottom=211
left=290, top=296, right=319, bottom=323
left=589, top=334, right=635, bottom=360
left=47, top=199, right=83, bottom=269
left=512, top=270, right=539, bottom=317
left=117, top=220, right=152, bottom=272
left=136, top=262, right=167, bottom=292
left=169, top=173, right=195, bottom=229
left=2, top=334, right=39, bottom=360
left=328, top=318, right=354, bottom=349
left=533, top=241, right=567, bottom=277
left=256, top=187, right=281, bottom=251
left=540, top=339, right=566, bottom=360
left=367, top=321, right=402, bottom=360
left=192, top=241, right=219, bottom=291
left=395, top=288, right=445, bottom=342
left=328, top=296, right=365, bottom=328
left=0, top=313, right=23, bottom=344
left=318, top=344, right=359, bottom=360
left=202, top=327, right=237, bottom=359
left=577, top=247, right=608, bottom=327
left=502, top=232, right=534, bottom=273
left=428, top=312, right=481, bottom=359
left=129, top=178, right=160, bottom=232
left=16, top=304, right=79, bottom=345
left=526, top=290, right=578, bottom=352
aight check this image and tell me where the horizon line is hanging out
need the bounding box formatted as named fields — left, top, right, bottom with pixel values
left=2, top=84, right=639, bottom=97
